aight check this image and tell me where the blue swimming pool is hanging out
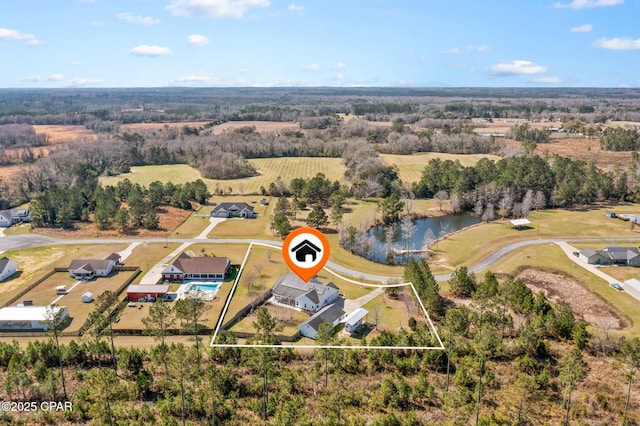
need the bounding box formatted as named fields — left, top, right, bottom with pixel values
left=186, top=282, right=221, bottom=292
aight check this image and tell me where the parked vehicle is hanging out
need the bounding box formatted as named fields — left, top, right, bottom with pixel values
left=610, top=282, right=623, bottom=291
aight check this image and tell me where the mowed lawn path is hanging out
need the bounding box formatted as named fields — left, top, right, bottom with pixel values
left=100, top=158, right=346, bottom=194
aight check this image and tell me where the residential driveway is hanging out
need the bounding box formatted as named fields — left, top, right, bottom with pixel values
left=555, top=241, right=620, bottom=286
left=118, top=242, right=140, bottom=262
left=343, top=287, right=384, bottom=312
left=139, top=242, right=191, bottom=284
left=195, top=218, right=226, bottom=240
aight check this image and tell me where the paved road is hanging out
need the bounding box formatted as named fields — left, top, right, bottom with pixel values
left=3, top=234, right=640, bottom=283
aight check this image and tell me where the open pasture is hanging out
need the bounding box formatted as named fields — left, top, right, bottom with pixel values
left=380, top=152, right=500, bottom=184
left=100, top=157, right=346, bottom=195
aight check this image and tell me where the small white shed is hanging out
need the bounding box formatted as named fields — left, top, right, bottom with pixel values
left=81, top=292, right=93, bottom=303
left=344, top=308, right=368, bottom=333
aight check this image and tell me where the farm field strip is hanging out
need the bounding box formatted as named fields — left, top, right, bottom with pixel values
left=380, top=152, right=501, bottom=184
left=99, top=157, right=346, bottom=194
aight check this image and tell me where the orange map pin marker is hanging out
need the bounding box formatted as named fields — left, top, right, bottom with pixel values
left=282, top=227, right=330, bottom=282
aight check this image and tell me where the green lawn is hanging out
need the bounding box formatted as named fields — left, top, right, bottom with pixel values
left=0, top=244, right=129, bottom=307
left=362, top=289, right=417, bottom=333
left=432, top=204, right=640, bottom=273
left=169, top=205, right=211, bottom=238
left=123, top=243, right=181, bottom=284
left=380, top=152, right=501, bottom=185
left=99, top=157, right=346, bottom=195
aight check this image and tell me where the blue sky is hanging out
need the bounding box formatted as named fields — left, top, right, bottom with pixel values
left=1, top=0, right=639, bottom=88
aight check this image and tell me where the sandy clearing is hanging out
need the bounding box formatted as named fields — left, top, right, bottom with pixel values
left=517, top=268, right=627, bottom=330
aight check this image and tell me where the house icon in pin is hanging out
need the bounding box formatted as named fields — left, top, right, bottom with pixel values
left=290, top=239, right=322, bottom=263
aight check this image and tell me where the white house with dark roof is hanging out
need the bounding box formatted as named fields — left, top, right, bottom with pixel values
left=211, top=202, right=255, bottom=218
left=162, top=252, right=230, bottom=282
left=0, top=209, right=30, bottom=227
left=298, top=303, right=346, bottom=339
left=579, top=245, right=640, bottom=266
left=271, top=273, right=339, bottom=313
left=0, top=257, right=18, bottom=281
left=68, top=253, right=119, bottom=280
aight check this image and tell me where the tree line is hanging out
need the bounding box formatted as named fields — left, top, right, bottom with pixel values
left=30, top=178, right=209, bottom=231
left=2, top=260, right=640, bottom=424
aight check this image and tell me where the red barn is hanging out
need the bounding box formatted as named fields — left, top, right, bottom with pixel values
left=127, top=284, right=170, bottom=302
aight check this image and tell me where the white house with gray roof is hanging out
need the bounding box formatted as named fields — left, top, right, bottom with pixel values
left=579, top=245, right=640, bottom=266
left=271, top=273, right=339, bottom=313
left=0, top=257, right=18, bottom=281
left=211, top=202, right=256, bottom=218
left=298, top=303, right=346, bottom=339
left=0, top=209, right=30, bottom=227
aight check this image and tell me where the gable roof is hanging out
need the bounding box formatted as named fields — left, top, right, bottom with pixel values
left=128, top=284, right=170, bottom=294
left=212, top=202, right=254, bottom=213
left=579, top=248, right=598, bottom=257
left=344, top=308, right=368, bottom=327
left=69, top=259, right=113, bottom=272
left=169, top=252, right=230, bottom=274
left=104, top=253, right=121, bottom=262
left=0, top=257, right=16, bottom=272
left=302, top=303, right=345, bottom=333
left=601, top=245, right=640, bottom=261
left=0, top=209, right=29, bottom=221
left=272, top=273, right=338, bottom=304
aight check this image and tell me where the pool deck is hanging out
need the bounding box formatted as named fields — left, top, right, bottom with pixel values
left=175, top=281, right=222, bottom=301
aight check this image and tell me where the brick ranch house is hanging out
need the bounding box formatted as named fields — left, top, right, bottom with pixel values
left=162, top=252, right=231, bottom=282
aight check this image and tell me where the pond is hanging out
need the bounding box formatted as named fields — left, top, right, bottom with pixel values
left=354, top=213, right=482, bottom=264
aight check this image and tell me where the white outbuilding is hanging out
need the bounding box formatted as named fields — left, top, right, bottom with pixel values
left=81, top=292, right=93, bottom=303
left=0, top=306, right=68, bottom=331
left=344, top=308, right=368, bottom=333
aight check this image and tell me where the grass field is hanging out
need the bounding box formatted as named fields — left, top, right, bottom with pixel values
left=0, top=244, right=129, bottom=306
left=22, top=271, right=137, bottom=334
left=380, top=152, right=501, bottom=184
left=430, top=204, right=640, bottom=275
left=100, top=157, right=346, bottom=195
left=123, top=243, right=181, bottom=284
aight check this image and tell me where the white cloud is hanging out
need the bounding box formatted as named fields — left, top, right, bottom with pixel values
left=570, top=24, right=593, bottom=32
left=449, top=63, right=467, bottom=69
left=130, top=45, right=172, bottom=56
left=167, top=0, right=270, bottom=19
left=594, top=37, right=640, bottom=50
left=489, top=60, right=548, bottom=76
left=71, top=61, right=82, bottom=66
left=0, top=28, right=41, bottom=45
left=117, top=12, right=161, bottom=26
left=334, top=74, right=346, bottom=80
left=334, top=62, right=347, bottom=70
left=302, top=64, right=320, bottom=71
left=467, top=44, right=490, bottom=53
left=90, top=21, right=105, bottom=28
left=532, top=76, right=565, bottom=84
left=187, top=34, right=209, bottom=47
left=554, top=0, right=623, bottom=9
left=442, top=47, right=461, bottom=55
left=66, top=78, right=104, bottom=87
left=288, top=4, right=304, bottom=15
left=48, top=74, right=64, bottom=81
